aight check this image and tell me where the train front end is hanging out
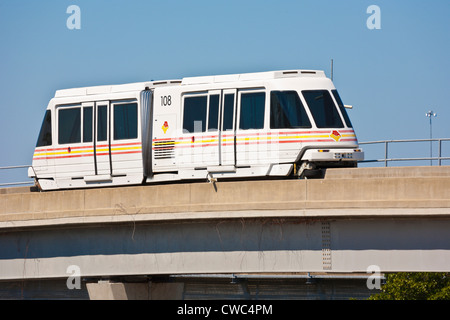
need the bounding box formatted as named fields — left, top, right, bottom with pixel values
left=270, top=71, right=364, bottom=177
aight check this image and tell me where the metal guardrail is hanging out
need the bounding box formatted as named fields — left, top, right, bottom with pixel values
left=359, top=138, right=450, bottom=167
left=1, top=138, right=449, bottom=187
left=0, top=165, right=34, bottom=187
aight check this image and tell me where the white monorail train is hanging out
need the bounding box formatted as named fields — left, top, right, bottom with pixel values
left=28, top=70, right=364, bottom=191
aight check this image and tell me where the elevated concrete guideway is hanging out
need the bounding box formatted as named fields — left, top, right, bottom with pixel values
left=2, top=165, right=450, bottom=225
left=0, top=166, right=450, bottom=283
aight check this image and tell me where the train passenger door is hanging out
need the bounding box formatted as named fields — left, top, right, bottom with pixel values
left=204, top=90, right=221, bottom=166
left=55, top=104, right=96, bottom=181
left=219, top=89, right=237, bottom=166
left=94, top=101, right=111, bottom=177
left=86, top=100, right=141, bottom=181
left=110, top=100, right=141, bottom=177
left=82, top=101, right=112, bottom=180
left=180, top=89, right=236, bottom=169
left=235, top=89, right=266, bottom=166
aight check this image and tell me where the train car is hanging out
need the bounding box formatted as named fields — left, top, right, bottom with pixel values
left=28, top=70, right=364, bottom=191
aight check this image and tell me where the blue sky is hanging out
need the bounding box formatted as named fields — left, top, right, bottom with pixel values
left=1, top=0, right=449, bottom=184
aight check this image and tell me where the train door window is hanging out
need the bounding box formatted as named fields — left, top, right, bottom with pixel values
left=114, top=102, right=138, bottom=140
left=302, top=90, right=344, bottom=128
left=239, top=92, right=265, bottom=130
left=207, top=94, right=220, bottom=131
left=83, top=107, right=93, bottom=143
left=270, top=91, right=311, bottom=129
left=331, top=90, right=353, bottom=128
left=183, top=95, right=207, bottom=133
left=36, top=110, right=52, bottom=147
left=97, top=105, right=108, bottom=141
left=222, top=93, right=235, bottom=131
left=58, top=107, right=81, bottom=144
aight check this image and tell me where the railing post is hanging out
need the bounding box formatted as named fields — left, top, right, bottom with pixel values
left=384, top=141, right=388, bottom=167
left=438, top=139, right=442, bottom=166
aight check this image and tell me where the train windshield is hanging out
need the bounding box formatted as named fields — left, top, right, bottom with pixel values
left=302, top=90, right=344, bottom=128
left=331, top=90, right=353, bottom=128
left=36, top=110, right=52, bottom=147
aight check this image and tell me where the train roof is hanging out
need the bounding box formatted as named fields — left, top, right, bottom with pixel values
left=54, top=80, right=181, bottom=98
left=54, top=70, right=326, bottom=98
left=181, top=69, right=326, bottom=85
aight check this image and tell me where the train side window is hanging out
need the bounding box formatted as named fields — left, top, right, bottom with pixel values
left=302, top=90, right=344, bottom=128
left=239, top=92, right=265, bottom=130
left=207, top=94, right=220, bottom=131
left=222, top=94, right=235, bottom=131
left=270, top=91, right=311, bottom=129
left=114, top=103, right=138, bottom=140
left=183, top=95, right=207, bottom=133
left=36, top=110, right=52, bottom=147
left=97, top=105, right=108, bottom=141
left=83, top=107, right=93, bottom=142
left=58, top=107, right=81, bottom=144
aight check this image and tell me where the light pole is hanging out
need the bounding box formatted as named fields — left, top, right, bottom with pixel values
left=425, top=110, right=437, bottom=165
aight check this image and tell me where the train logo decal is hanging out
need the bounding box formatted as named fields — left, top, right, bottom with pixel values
left=330, top=130, right=341, bottom=142
left=162, top=121, right=169, bottom=134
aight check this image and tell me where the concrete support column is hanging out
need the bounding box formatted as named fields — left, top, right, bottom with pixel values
left=86, top=280, right=184, bottom=300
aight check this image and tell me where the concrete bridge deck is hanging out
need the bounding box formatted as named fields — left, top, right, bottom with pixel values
left=1, top=166, right=450, bottom=229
